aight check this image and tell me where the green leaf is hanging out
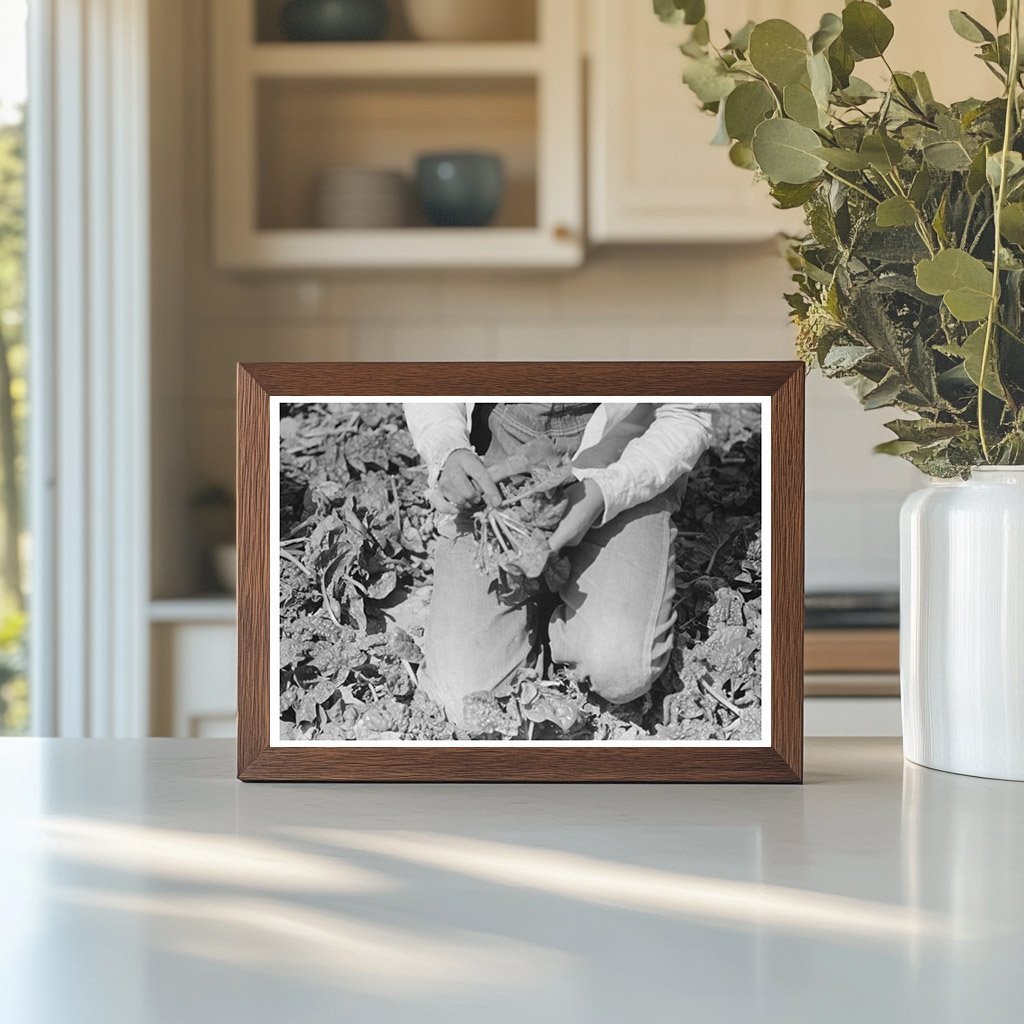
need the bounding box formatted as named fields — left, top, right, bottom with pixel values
left=828, top=35, right=856, bottom=88
left=876, top=197, right=918, bottom=228
left=939, top=325, right=1006, bottom=398
left=862, top=374, right=903, bottom=409
left=875, top=439, right=922, bottom=455
left=814, top=145, right=872, bottom=170
left=682, top=0, right=705, bottom=25
left=986, top=150, right=1024, bottom=191
left=808, top=51, right=833, bottom=111
left=654, top=0, right=705, bottom=26
left=724, top=20, right=755, bottom=53
left=811, top=12, right=844, bottom=54
left=748, top=20, right=810, bottom=87
left=784, top=80, right=824, bottom=129
left=729, top=140, right=758, bottom=169
left=771, top=180, right=820, bottom=209
left=967, top=144, right=991, bottom=193
left=892, top=72, right=923, bottom=109
left=683, top=57, right=736, bottom=104
left=842, top=1, right=895, bottom=59
left=915, top=249, right=994, bottom=322
left=909, top=164, right=933, bottom=205
left=838, top=76, right=878, bottom=104
left=932, top=189, right=950, bottom=246
left=948, top=10, right=994, bottom=44
left=885, top=418, right=963, bottom=443
left=913, top=71, right=935, bottom=104
left=724, top=81, right=775, bottom=144
left=1001, top=203, right=1024, bottom=245
left=993, top=0, right=1008, bottom=24
left=680, top=36, right=708, bottom=59
left=861, top=133, right=904, bottom=173
left=752, top=118, right=828, bottom=184
left=923, top=140, right=973, bottom=171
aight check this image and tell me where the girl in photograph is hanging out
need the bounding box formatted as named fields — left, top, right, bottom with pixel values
left=404, top=402, right=714, bottom=725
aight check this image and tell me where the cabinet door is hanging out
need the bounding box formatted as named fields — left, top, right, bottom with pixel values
left=587, top=0, right=996, bottom=244
left=587, top=0, right=808, bottom=243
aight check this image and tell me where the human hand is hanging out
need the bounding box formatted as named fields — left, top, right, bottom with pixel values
left=548, top=478, right=605, bottom=553
left=437, top=449, right=503, bottom=511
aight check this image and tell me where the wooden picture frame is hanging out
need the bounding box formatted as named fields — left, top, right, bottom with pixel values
left=237, top=362, right=804, bottom=782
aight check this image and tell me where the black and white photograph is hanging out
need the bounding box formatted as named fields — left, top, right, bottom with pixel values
left=271, top=398, right=770, bottom=745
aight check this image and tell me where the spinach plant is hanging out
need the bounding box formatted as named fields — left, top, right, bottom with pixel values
left=658, top=0, right=1024, bottom=474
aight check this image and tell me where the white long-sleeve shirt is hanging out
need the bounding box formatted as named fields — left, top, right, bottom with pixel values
left=403, top=402, right=714, bottom=525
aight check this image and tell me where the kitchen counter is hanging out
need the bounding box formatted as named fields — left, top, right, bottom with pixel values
left=1, top=738, right=1021, bottom=1023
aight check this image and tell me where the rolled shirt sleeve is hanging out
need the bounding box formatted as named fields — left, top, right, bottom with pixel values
left=573, top=404, right=714, bottom=525
left=403, top=403, right=474, bottom=487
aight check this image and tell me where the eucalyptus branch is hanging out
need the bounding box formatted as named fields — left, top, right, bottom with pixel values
left=822, top=167, right=881, bottom=205
left=665, top=1, right=1024, bottom=473
left=978, top=0, right=1021, bottom=462
left=884, top=170, right=939, bottom=255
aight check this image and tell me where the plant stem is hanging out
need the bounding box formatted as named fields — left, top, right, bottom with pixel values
left=968, top=213, right=994, bottom=254
left=979, top=0, right=1021, bottom=462
left=281, top=547, right=313, bottom=578
left=750, top=69, right=784, bottom=117
left=822, top=167, right=880, bottom=205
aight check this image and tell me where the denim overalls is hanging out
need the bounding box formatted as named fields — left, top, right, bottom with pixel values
left=420, top=402, right=680, bottom=728
left=484, top=403, right=599, bottom=462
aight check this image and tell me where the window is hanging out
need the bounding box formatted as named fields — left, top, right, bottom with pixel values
left=0, top=0, right=28, bottom=734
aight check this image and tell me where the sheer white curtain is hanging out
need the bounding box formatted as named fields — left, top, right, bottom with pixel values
left=28, top=0, right=150, bottom=736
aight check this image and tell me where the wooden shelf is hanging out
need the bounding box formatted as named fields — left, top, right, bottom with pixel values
left=218, top=227, right=580, bottom=270
left=249, top=42, right=544, bottom=79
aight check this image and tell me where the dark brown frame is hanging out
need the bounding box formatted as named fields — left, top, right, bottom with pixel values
left=237, top=362, right=804, bottom=782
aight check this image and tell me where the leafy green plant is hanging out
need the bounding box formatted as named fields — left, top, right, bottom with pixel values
left=469, top=436, right=574, bottom=604
left=277, top=403, right=763, bottom=741
left=658, top=0, right=1024, bottom=475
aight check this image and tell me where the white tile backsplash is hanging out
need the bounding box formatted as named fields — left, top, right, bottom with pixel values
left=181, top=251, right=917, bottom=593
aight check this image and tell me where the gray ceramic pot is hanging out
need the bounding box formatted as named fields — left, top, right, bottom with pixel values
left=281, top=0, right=388, bottom=41
left=415, top=152, right=505, bottom=227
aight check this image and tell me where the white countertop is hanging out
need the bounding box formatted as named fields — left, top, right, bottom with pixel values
left=1, top=738, right=1021, bottom=1023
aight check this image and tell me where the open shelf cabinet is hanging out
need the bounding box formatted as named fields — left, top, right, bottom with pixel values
left=212, top=0, right=583, bottom=268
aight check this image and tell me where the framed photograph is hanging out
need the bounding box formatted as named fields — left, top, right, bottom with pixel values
left=237, top=362, right=804, bottom=782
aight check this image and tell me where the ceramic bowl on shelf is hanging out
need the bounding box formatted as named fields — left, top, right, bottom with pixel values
left=414, top=152, right=504, bottom=227
left=403, top=0, right=534, bottom=42
left=280, top=0, right=388, bottom=42
left=315, top=167, right=408, bottom=229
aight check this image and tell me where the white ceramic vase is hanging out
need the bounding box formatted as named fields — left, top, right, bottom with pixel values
left=900, top=467, right=1024, bottom=780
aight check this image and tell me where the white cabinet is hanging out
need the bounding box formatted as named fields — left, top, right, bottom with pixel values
left=150, top=600, right=236, bottom=738
left=587, top=0, right=812, bottom=243
left=212, top=0, right=584, bottom=269
left=586, top=0, right=997, bottom=244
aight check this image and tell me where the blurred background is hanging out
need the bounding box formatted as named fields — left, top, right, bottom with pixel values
left=0, top=0, right=998, bottom=740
